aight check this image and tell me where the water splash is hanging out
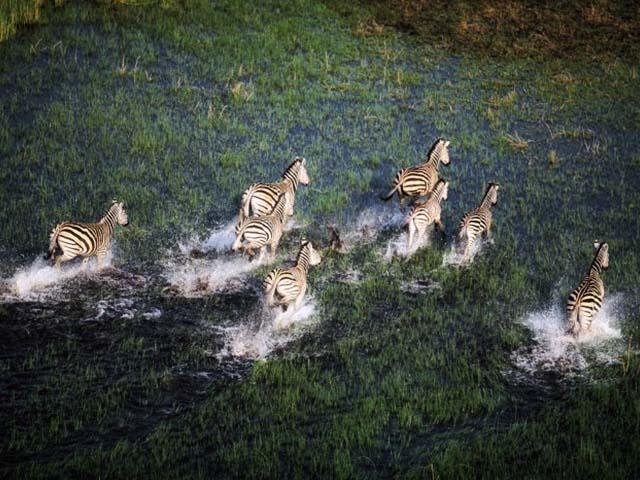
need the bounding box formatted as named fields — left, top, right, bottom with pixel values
left=215, top=298, right=318, bottom=360
left=511, top=294, right=624, bottom=380
left=442, top=237, right=486, bottom=267
left=382, top=226, right=434, bottom=261
left=176, top=221, right=237, bottom=256
left=201, top=221, right=237, bottom=253
left=1, top=251, right=113, bottom=302
left=163, top=256, right=262, bottom=297
left=342, top=205, right=405, bottom=246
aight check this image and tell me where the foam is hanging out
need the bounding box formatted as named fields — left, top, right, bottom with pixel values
left=511, top=294, right=624, bottom=379
left=1, top=251, right=113, bottom=302
left=215, top=298, right=318, bottom=360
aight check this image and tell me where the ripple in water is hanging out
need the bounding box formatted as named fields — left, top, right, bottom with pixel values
left=215, top=298, right=318, bottom=360
left=511, top=294, right=624, bottom=381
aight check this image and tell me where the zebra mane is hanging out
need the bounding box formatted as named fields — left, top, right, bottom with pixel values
left=480, top=182, right=499, bottom=208
left=296, top=240, right=310, bottom=261
left=426, top=137, right=445, bottom=159
left=282, top=157, right=303, bottom=180
left=100, top=201, right=120, bottom=226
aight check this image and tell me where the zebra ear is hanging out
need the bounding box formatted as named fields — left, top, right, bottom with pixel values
left=444, top=140, right=450, bottom=148
left=593, top=241, right=601, bottom=250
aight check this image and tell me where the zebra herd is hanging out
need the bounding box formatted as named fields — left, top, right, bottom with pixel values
left=46, top=138, right=608, bottom=337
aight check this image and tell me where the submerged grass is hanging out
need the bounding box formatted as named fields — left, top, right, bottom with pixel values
left=1, top=0, right=639, bottom=478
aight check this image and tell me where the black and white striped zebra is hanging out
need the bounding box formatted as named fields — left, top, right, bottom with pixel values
left=238, top=156, right=310, bottom=226
left=405, top=179, right=449, bottom=249
left=232, top=193, right=288, bottom=262
left=382, top=138, right=451, bottom=209
left=264, top=240, right=321, bottom=312
left=566, top=242, right=609, bottom=337
left=456, top=183, right=499, bottom=260
left=48, top=201, right=129, bottom=271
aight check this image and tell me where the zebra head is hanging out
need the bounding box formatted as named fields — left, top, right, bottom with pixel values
left=593, top=241, right=609, bottom=269
left=305, top=240, right=322, bottom=266
left=428, top=138, right=451, bottom=166
left=113, top=201, right=129, bottom=227
left=296, top=157, right=310, bottom=185
left=486, top=182, right=500, bottom=206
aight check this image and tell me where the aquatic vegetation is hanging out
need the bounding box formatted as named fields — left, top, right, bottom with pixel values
left=1, top=0, right=639, bottom=478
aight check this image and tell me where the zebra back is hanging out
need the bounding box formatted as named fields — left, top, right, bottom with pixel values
left=566, top=242, right=609, bottom=335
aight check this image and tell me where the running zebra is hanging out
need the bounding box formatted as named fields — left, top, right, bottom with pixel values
left=232, top=193, right=288, bottom=262
left=566, top=242, right=609, bottom=337
left=48, top=201, right=129, bottom=271
left=405, top=179, right=449, bottom=249
left=456, top=183, right=499, bottom=260
left=382, top=138, right=451, bottom=209
left=238, top=156, right=310, bottom=226
left=264, top=240, right=322, bottom=312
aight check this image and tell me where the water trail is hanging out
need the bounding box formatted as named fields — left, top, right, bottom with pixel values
left=382, top=227, right=433, bottom=261
left=163, top=256, right=263, bottom=297
left=1, top=251, right=114, bottom=302
left=342, top=204, right=405, bottom=246
left=215, top=298, right=318, bottom=360
left=511, top=294, right=624, bottom=380
left=442, top=237, right=486, bottom=267
left=176, top=221, right=237, bottom=256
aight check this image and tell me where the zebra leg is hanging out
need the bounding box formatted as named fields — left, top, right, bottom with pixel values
left=483, top=218, right=493, bottom=240
left=294, top=284, right=307, bottom=311
left=82, top=257, right=90, bottom=271
left=55, top=252, right=75, bottom=271
left=407, top=222, right=415, bottom=249
left=257, top=246, right=266, bottom=263
left=435, top=220, right=446, bottom=240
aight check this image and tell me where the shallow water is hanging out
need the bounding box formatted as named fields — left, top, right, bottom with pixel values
left=510, top=294, right=625, bottom=383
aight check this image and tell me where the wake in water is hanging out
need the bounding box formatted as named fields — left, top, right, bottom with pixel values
left=382, top=226, right=434, bottom=261
left=0, top=251, right=114, bottom=302
left=340, top=205, right=405, bottom=248
left=510, top=294, right=624, bottom=381
left=441, top=237, right=488, bottom=267
left=162, top=256, right=265, bottom=297
left=214, top=298, right=318, bottom=359
left=165, top=220, right=267, bottom=297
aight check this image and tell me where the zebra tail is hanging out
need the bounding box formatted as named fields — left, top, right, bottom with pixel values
left=566, top=308, right=580, bottom=337
left=236, top=207, right=247, bottom=231
left=381, top=183, right=399, bottom=201
left=47, top=224, right=62, bottom=261
left=264, top=274, right=277, bottom=307
left=241, top=186, right=256, bottom=219
left=456, top=224, right=468, bottom=243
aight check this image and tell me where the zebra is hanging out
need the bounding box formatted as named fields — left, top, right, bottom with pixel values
left=456, top=182, right=499, bottom=260
left=264, top=239, right=321, bottom=313
left=232, top=192, right=288, bottom=262
left=48, top=201, right=129, bottom=271
left=566, top=242, right=609, bottom=337
left=237, top=156, right=310, bottom=226
left=382, top=138, right=451, bottom=209
left=405, top=179, right=449, bottom=250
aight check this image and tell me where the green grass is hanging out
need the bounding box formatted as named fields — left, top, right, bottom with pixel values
left=1, top=0, right=640, bottom=479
